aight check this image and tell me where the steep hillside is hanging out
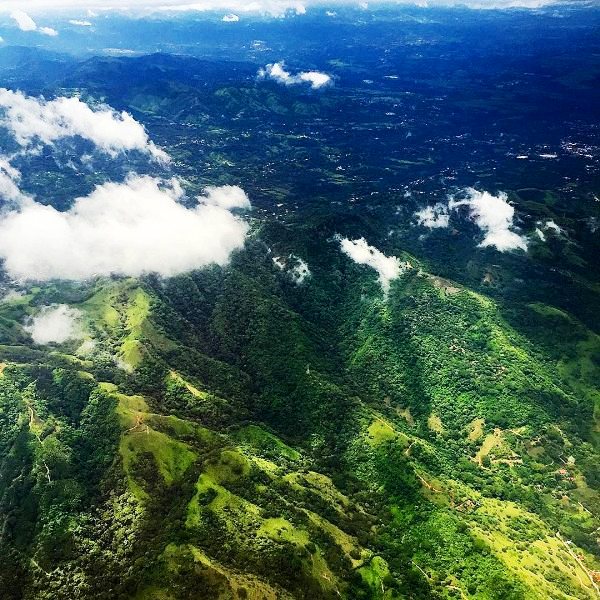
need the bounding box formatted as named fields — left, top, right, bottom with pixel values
left=0, top=242, right=598, bottom=600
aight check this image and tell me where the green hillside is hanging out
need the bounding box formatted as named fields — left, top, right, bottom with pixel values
left=1, top=244, right=598, bottom=600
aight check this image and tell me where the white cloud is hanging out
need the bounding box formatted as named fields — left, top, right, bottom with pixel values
left=25, top=304, right=82, bottom=345
left=199, top=185, right=250, bottom=210
left=414, top=203, right=449, bottom=229
left=39, top=26, right=59, bottom=36
left=0, top=0, right=564, bottom=17
left=339, top=237, right=405, bottom=294
left=415, top=188, right=527, bottom=252
left=449, top=188, right=527, bottom=252
left=10, top=10, right=37, bottom=31
left=222, top=13, right=239, bottom=20
left=272, top=254, right=311, bottom=284
left=76, top=338, right=96, bottom=355
left=544, top=220, right=562, bottom=234
left=10, top=10, right=58, bottom=36
left=0, top=176, right=251, bottom=281
left=69, top=19, right=92, bottom=26
left=0, top=89, right=168, bottom=161
left=298, top=71, right=331, bottom=89
left=272, top=256, right=286, bottom=270
left=258, top=62, right=331, bottom=89
left=290, top=257, right=311, bottom=284
left=0, top=158, right=28, bottom=204
left=534, top=220, right=563, bottom=241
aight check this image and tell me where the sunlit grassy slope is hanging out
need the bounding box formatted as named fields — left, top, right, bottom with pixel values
left=0, top=253, right=598, bottom=600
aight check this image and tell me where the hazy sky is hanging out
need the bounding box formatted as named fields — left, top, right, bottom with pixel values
left=0, top=0, right=574, bottom=17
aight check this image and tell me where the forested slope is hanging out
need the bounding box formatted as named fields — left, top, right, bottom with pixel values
left=0, top=235, right=598, bottom=599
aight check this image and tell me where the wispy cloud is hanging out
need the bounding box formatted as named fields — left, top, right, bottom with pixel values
left=272, top=253, right=311, bottom=284
left=258, top=62, right=331, bottom=89
left=339, top=237, right=411, bottom=294
left=0, top=158, right=28, bottom=204
left=415, top=188, right=527, bottom=252
left=25, top=304, right=82, bottom=345
left=0, top=89, right=167, bottom=160
left=414, top=203, right=450, bottom=229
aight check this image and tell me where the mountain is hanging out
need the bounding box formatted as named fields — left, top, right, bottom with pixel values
left=0, top=7, right=599, bottom=600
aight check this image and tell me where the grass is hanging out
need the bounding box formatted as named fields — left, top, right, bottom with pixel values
left=235, top=424, right=301, bottom=461
left=81, top=285, right=121, bottom=329
left=367, top=417, right=407, bottom=446
left=358, top=556, right=398, bottom=599
left=427, top=413, right=444, bottom=434
left=304, top=509, right=362, bottom=567
left=474, top=429, right=504, bottom=466
left=283, top=471, right=352, bottom=516
left=187, top=472, right=261, bottom=529
left=472, top=497, right=598, bottom=599
left=113, top=390, right=197, bottom=500
left=81, top=279, right=176, bottom=370
left=184, top=444, right=362, bottom=597
left=258, top=517, right=310, bottom=546
left=204, top=449, right=251, bottom=483
left=158, top=543, right=287, bottom=600
left=466, top=417, right=485, bottom=442
left=186, top=449, right=259, bottom=528
left=396, top=406, right=415, bottom=426
left=169, top=371, right=210, bottom=400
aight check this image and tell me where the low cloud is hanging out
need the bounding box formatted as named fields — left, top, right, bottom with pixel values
left=339, top=237, right=406, bottom=294
left=11, top=10, right=37, bottom=31
left=258, top=62, right=331, bottom=89
left=449, top=188, right=527, bottom=252
left=0, top=158, right=28, bottom=204
left=10, top=10, right=58, bottom=36
left=0, top=176, right=251, bottom=281
left=0, top=89, right=168, bottom=160
left=414, top=203, right=450, bottom=229
left=544, top=220, right=562, bottom=234
left=76, top=338, right=96, bottom=356
left=534, top=219, right=563, bottom=241
left=200, top=185, right=251, bottom=210
left=290, top=258, right=311, bottom=284
left=272, top=254, right=311, bottom=284
left=69, top=19, right=93, bottom=26
left=39, top=26, right=59, bottom=36
left=25, top=304, right=82, bottom=345
left=222, top=13, right=239, bottom=21
left=415, top=188, right=527, bottom=252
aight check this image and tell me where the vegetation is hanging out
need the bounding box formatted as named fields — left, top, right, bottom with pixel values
left=0, top=240, right=598, bottom=599
left=0, top=15, right=599, bottom=598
